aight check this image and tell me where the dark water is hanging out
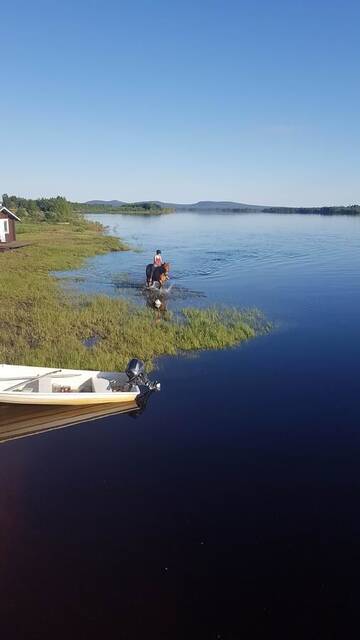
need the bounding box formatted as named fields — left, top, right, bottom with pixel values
left=2, top=212, right=360, bottom=638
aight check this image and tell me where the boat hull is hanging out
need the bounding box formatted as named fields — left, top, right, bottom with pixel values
left=0, top=401, right=139, bottom=443
left=0, top=391, right=139, bottom=406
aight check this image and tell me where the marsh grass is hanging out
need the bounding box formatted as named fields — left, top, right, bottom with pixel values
left=1, top=221, right=268, bottom=370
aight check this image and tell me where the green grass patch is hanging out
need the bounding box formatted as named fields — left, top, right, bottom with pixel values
left=1, top=221, right=269, bottom=370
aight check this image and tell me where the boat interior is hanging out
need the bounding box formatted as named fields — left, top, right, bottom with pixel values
left=0, top=370, right=133, bottom=394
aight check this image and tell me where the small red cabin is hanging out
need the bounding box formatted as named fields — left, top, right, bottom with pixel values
left=0, top=206, right=21, bottom=244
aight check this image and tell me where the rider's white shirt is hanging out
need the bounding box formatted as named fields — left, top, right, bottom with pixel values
left=154, top=255, right=163, bottom=266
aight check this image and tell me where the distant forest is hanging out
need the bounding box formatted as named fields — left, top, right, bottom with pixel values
left=72, top=201, right=173, bottom=215
left=2, top=195, right=172, bottom=221
left=186, top=204, right=360, bottom=214
left=2, top=194, right=75, bottom=222
left=2, top=194, right=359, bottom=220
left=262, top=205, right=360, bottom=215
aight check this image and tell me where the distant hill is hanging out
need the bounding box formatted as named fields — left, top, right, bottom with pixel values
left=85, top=199, right=263, bottom=211
left=175, top=201, right=263, bottom=210
left=83, top=199, right=360, bottom=216
left=86, top=199, right=126, bottom=206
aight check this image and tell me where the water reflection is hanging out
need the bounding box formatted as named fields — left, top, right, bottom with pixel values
left=0, top=401, right=140, bottom=444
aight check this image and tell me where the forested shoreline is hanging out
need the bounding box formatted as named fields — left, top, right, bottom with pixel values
left=261, top=205, right=360, bottom=215
left=2, top=194, right=173, bottom=222
left=2, top=194, right=75, bottom=222
left=72, top=201, right=173, bottom=215
left=2, top=193, right=359, bottom=221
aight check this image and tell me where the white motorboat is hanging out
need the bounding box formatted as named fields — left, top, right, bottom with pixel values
left=0, top=359, right=160, bottom=406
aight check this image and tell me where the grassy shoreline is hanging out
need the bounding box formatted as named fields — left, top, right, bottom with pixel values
left=1, top=220, right=268, bottom=370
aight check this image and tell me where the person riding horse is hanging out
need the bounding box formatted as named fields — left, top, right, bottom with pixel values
left=146, top=250, right=170, bottom=288
left=152, top=250, right=163, bottom=276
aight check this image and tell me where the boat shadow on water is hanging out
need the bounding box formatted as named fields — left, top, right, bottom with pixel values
left=0, top=394, right=152, bottom=444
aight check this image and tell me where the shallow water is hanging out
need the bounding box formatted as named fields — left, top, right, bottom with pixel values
left=2, top=211, right=360, bottom=637
left=58, top=211, right=360, bottom=325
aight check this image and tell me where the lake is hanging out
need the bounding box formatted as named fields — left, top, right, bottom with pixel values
left=1, top=211, right=360, bottom=638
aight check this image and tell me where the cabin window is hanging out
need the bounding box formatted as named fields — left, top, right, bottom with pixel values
left=3, top=219, right=9, bottom=234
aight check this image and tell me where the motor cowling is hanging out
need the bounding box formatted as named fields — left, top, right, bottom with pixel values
left=125, top=358, right=160, bottom=393
left=126, top=358, right=145, bottom=382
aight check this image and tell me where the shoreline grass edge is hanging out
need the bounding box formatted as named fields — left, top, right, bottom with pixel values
left=0, top=220, right=270, bottom=370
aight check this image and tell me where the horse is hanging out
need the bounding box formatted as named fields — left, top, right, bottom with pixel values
left=146, top=262, right=170, bottom=288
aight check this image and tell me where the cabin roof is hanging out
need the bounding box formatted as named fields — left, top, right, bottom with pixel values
left=0, top=206, right=21, bottom=222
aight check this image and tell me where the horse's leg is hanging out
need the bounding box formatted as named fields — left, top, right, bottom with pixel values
left=149, top=266, right=154, bottom=286
left=146, top=265, right=152, bottom=287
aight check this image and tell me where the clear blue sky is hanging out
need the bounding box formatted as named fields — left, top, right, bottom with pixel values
left=1, top=0, right=359, bottom=206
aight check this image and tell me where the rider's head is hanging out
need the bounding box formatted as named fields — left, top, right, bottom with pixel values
left=156, top=249, right=161, bottom=254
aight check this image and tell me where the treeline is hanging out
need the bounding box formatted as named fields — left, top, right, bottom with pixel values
left=4, top=193, right=359, bottom=220
left=73, top=201, right=173, bottom=215
left=185, top=206, right=259, bottom=212
left=2, top=194, right=76, bottom=222
left=262, top=205, right=360, bottom=215
left=1, top=194, right=174, bottom=221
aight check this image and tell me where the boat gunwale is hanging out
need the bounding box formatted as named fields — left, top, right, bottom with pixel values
left=0, top=364, right=140, bottom=404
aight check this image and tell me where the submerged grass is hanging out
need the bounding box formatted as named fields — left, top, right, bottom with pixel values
left=1, top=221, right=269, bottom=370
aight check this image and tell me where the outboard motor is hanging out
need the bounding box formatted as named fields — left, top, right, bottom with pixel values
left=126, top=358, right=145, bottom=382
left=125, top=358, right=160, bottom=392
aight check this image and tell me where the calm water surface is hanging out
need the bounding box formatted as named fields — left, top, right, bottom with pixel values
left=1, top=212, right=360, bottom=638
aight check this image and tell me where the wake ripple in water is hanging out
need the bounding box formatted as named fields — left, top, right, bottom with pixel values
left=111, top=275, right=205, bottom=301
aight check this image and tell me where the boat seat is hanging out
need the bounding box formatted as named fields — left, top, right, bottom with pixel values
left=38, top=378, right=53, bottom=393
left=92, top=377, right=111, bottom=393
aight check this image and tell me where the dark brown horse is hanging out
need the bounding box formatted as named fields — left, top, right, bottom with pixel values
left=146, top=262, right=170, bottom=288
